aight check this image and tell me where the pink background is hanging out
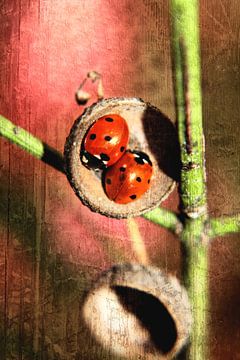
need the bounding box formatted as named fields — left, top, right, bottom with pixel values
left=0, top=0, right=239, bottom=358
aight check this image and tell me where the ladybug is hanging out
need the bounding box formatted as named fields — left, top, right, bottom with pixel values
left=81, top=114, right=129, bottom=169
left=104, top=150, right=153, bottom=204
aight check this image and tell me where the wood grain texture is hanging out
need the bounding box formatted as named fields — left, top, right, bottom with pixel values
left=0, top=0, right=239, bottom=359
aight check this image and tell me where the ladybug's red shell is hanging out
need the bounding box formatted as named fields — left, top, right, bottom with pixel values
left=82, top=114, right=129, bottom=169
left=104, top=151, right=153, bottom=204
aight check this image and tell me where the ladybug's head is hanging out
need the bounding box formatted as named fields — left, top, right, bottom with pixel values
left=130, top=150, right=153, bottom=166
left=80, top=149, right=107, bottom=170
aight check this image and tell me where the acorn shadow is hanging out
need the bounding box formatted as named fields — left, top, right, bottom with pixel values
left=142, top=106, right=181, bottom=181
left=113, top=285, right=177, bottom=355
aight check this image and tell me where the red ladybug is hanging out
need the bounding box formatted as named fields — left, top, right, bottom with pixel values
left=81, top=114, right=129, bottom=169
left=104, top=151, right=153, bottom=204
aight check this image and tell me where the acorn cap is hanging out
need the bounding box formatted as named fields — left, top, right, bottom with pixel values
left=82, top=263, right=192, bottom=359
left=64, top=97, right=180, bottom=218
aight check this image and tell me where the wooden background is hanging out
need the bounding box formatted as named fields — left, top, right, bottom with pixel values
left=0, top=0, right=239, bottom=358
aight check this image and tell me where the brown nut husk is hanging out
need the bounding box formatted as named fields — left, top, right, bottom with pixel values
left=82, top=263, right=192, bottom=359
left=64, top=97, right=180, bottom=218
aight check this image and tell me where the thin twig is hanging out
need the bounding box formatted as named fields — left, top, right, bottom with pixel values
left=0, top=115, right=65, bottom=173
left=143, top=207, right=182, bottom=235
left=0, top=114, right=44, bottom=159
left=209, top=214, right=240, bottom=238
left=126, top=218, right=149, bottom=265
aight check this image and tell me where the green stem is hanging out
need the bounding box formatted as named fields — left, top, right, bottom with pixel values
left=170, top=1, right=208, bottom=359
left=0, top=114, right=44, bottom=159
left=171, top=0, right=207, bottom=218
left=143, top=208, right=182, bottom=234
left=209, top=214, right=240, bottom=238
left=181, top=218, right=209, bottom=360
left=0, top=114, right=65, bottom=173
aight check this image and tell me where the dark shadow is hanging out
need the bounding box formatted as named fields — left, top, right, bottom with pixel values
left=180, top=240, right=189, bottom=288
left=113, top=285, right=177, bottom=354
left=0, top=170, right=36, bottom=250
left=0, top=169, right=90, bottom=358
left=176, top=346, right=188, bottom=360
left=142, top=106, right=181, bottom=181
left=42, top=142, right=65, bottom=174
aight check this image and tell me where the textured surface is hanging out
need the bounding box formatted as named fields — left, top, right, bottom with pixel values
left=0, top=0, right=239, bottom=359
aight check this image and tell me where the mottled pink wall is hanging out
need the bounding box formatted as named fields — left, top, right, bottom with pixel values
left=0, top=0, right=239, bottom=359
left=0, top=1, right=179, bottom=358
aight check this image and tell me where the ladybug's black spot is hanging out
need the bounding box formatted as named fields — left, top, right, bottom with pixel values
left=100, top=153, right=110, bottom=161
left=120, top=167, right=126, bottom=172
left=89, top=133, right=96, bottom=140
left=105, top=117, right=114, bottom=122
left=120, top=146, right=125, bottom=152
left=148, top=179, right=151, bottom=184
left=136, top=177, right=141, bottom=182
left=105, top=135, right=112, bottom=141
left=106, top=178, right=111, bottom=185
left=130, top=195, right=137, bottom=200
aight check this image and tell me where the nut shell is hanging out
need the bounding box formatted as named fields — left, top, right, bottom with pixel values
left=64, top=97, right=180, bottom=218
left=82, top=263, right=192, bottom=359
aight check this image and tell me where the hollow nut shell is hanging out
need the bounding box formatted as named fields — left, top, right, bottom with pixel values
left=82, top=263, right=192, bottom=359
left=64, top=97, right=179, bottom=218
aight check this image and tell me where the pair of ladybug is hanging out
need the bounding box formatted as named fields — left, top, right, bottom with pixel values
left=81, top=114, right=153, bottom=204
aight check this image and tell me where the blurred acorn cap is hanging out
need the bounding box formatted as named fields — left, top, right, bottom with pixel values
left=82, top=263, right=192, bottom=359
left=64, top=97, right=180, bottom=218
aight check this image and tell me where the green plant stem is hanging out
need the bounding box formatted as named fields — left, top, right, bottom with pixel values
left=143, top=208, right=182, bottom=234
left=209, top=214, right=240, bottom=238
left=0, top=114, right=65, bottom=173
left=0, top=114, right=44, bottom=159
left=170, top=0, right=208, bottom=359
left=171, top=0, right=207, bottom=218
left=181, top=218, right=208, bottom=360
